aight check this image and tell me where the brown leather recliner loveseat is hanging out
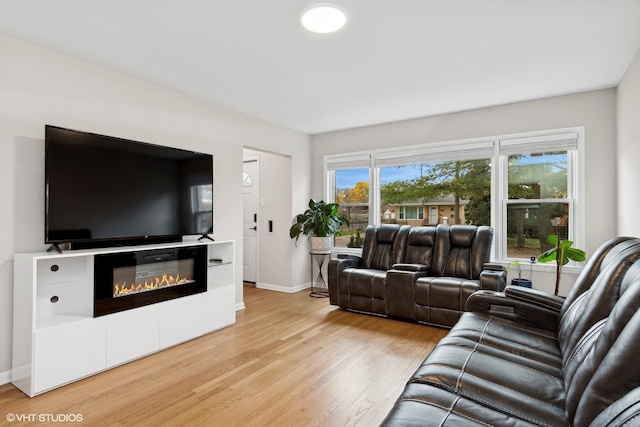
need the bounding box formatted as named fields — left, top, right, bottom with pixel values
left=327, top=223, right=504, bottom=328
left=381, top=236, right=640, bottom=426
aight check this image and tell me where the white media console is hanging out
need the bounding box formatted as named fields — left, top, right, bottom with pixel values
left=12, top=240, right=235, bottom=397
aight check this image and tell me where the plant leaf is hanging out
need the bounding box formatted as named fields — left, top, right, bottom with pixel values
left=559, top=239, right=573, bottom=248
left=538, top=248, right=557, bottom=263
left=565, top=247, right=586, bottom=262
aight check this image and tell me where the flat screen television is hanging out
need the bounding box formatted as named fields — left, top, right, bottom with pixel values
left=45, top=125, right=213, bottom=250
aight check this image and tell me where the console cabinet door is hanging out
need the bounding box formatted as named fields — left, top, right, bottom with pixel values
left=107, top=304, right=161, bottom=368
left=159, top=294, right=203, bottom=348
left=202, top=285, right=235, bottom=333
left=33, top=318, right=107, bottom=394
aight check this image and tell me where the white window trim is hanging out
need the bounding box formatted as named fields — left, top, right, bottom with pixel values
left=324, top=126, right=585, bottom=263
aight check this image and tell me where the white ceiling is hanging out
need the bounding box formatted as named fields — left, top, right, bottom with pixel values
left=1, top=0, right=639, bottom=135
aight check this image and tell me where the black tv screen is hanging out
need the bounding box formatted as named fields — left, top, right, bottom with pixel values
left=45, top=125, right=213, bottom=248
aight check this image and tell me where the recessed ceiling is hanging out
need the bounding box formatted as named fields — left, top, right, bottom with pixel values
left=1, top=0, right=639, bottom=135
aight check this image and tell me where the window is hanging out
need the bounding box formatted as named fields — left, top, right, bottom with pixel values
left=498, top=131, right=580, bottom=260
left=326, top=155, right=371, bottom=249
left=325, top=128, right=583, bottom=260
left=399, top=206, right=424, bottom=220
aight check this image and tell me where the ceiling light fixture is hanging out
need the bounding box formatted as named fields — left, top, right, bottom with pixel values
left=301, top=5, right=347, bottom=34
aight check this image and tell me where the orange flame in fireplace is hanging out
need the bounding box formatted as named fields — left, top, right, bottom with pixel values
left=113, top=273, right=194, bottom=298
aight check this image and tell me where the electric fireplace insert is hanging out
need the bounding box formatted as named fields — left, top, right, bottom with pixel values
left=94, top=245, right=207, bottom=317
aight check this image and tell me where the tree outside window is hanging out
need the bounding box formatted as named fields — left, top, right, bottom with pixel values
left=334, top=168, right=369, bottom=248
left=380, top=159, right=491, bottom=227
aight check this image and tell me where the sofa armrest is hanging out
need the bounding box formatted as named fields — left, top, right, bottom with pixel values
left=465, top=288, right=560, bottom=332
left=328, top=255, right=362, bottom=305
left=333, top=254, right=362, bottom=268
left=479, top=263, right=507, bottom=291
left=391, top=263, right=429, bottom=272
left=385, top=266, right=430, bottom=320
left=505, top=285, right=565, bottom=311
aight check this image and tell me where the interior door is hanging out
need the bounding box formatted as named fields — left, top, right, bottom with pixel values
left=242, top=159, right=259, bottom=283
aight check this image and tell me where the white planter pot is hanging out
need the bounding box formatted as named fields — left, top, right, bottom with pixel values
left=310, top=236, right=332, bottom=253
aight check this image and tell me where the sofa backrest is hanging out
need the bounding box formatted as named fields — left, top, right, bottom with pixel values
left=561, top=257, right=640, bottom=426
left=560, top=236, right=636, bottom=317
left=552, top=237, right=640, bottom=425
left=402, top=226, right=437, bottom=266
left=430, top=224, right=493, bottom=280
left=557, top=238, right=640, bottom=358
left=360, top=224, right=410, bottom=271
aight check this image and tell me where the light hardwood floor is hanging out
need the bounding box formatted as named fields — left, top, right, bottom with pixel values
left=0, top=285, right=447, bottom=426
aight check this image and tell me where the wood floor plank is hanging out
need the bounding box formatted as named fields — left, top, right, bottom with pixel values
left=0, top=285, right=447, bottom=426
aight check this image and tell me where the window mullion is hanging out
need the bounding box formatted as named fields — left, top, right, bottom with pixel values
left=371, top=163, right=380, bottom=225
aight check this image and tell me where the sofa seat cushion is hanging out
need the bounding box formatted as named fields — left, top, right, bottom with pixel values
left=413, top=276, right=480, bottom=327
left=406, top=343, right=566, bottom=426
left=443, top=313, right=562, bottom=369
left=381, top=383, right=544, bottom=426
left=383, top=311, right=567, bottom=426
left=337, top=268, right=387, bottom=314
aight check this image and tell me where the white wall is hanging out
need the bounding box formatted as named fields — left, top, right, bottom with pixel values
left=0, top=34, right=311, bottom=378
left=617, top=48, right=640, bottom=236
left=311, top=89, right=618, bottom=295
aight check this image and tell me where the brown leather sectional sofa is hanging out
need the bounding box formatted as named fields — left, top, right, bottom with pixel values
left=381, top=236, right=640, bottom=426
left=328, top=223, right=504, bottom=328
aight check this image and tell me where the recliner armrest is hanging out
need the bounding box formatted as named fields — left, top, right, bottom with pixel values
left=479, top=263, right=507, bottom=291
left=386, top=267, right=429, bottom=320
left=483, top=262, right=506, bottom=271
left=328, top=254, right=363, bottom=306
left=391, top=263, right=429, bottom=273
left=465, top=288, right=560, bottom=332
left=505, top=285, right=565, bottom=311
left=333, top=254, right=362, bottom=270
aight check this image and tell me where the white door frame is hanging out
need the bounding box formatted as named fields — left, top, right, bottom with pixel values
left=243, top=156, right=259, bottom=283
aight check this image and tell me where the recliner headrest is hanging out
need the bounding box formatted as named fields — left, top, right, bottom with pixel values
left=377, top=225, right=400, bottom=243
left=449, top=225, right=477, bottom=247
left=407, top=227, right=436, bottom=246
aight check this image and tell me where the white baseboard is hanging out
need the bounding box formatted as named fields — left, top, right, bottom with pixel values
left=0, top=369, right=11, bottom=386
left=235, top=302, right=246, bottom=311
left=256, top=282, right=311, bottom=293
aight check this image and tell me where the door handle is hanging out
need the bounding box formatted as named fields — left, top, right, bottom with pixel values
left=250, top=226, right=257, bottom=230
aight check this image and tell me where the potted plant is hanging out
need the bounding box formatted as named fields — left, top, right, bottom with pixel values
left=507, top=259, right=532, bottom=288
left=289, top=199, right=349, bottom=252
left=538, top=234, right=586, bottom=296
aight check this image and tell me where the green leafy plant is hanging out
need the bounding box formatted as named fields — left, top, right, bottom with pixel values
left=347, top=229, right=364, bottom=248
left=506, top=259, right=533, bottom=287
left=538, top=234, right=586, bottom=296
left=289, top=199, right=349, bottom=244
left=508, top=259, right=523, bottom=280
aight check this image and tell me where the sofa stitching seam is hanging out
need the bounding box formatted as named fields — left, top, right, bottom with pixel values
left=395, top=396, right=495, bottom=427
left=441, top=342, right=563, bottom=381
left=416, top=365, right=564, bottom=411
